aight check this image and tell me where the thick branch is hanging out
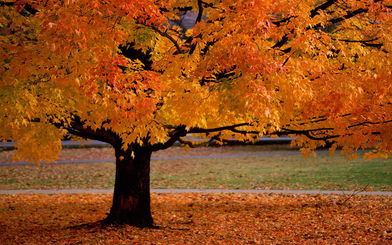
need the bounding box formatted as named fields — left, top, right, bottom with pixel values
left=64, top=127, right=110, bottom=143
left=230, top=128, right=260, bottom=135
left=69, top=121, right=118, bottom=145
left=281, top=127, right=338, bottom=141
left=188, top=123, right=250, bottom=134
left=51, top=116, right=118, bottom=145
left=281, top=118, right=392, bottom=141
left=151, top=126, right=187, bottom=151
left=186, top=115, right=392, bottom=142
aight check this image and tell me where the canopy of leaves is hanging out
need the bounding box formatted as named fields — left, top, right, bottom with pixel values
left=1, top=0, right=391, bottom=161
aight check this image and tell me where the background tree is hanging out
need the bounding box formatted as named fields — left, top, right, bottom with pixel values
left=1, top=0, right=391, bottom=227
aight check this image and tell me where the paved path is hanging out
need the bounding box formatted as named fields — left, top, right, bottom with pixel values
left=1, top=189, right=391, bottom=196
left=0, top=137, right=295, bottom=149
left=0, top=151, right=303, bottom=166
left=2, top=150, right=354, bottom=166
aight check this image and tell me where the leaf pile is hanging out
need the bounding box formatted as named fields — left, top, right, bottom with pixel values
left=0, top=193, right=391, bottom=244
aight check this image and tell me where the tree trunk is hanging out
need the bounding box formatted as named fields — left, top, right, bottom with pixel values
left=104, top=144, right=154, bottom=227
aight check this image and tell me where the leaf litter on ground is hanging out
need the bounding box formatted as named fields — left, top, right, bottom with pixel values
left=0, top=193, right=391, bottom=244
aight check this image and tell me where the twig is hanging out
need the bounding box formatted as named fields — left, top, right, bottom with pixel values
left=338, top=184, right=370, bottom=205
left=139, top=23, right=184, bottom=54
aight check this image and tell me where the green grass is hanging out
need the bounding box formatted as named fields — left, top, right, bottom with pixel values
left=0, top=153, right=391, bottom=191
left=151, top=154, right=392, bottom=191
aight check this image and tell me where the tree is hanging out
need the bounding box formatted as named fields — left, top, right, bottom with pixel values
left=1, top=0, right=391, bottom=227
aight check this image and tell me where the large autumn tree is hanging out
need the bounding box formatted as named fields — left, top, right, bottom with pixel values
left=1, top=0, right=391, bottom=226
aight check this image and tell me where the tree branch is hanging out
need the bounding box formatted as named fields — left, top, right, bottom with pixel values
left=310, top=0, right=339, bottom=18
left=331, top=37, right=383, bottom=48
left=178, top=137, right=197, bottom=148
left=281, top=118, right=392, bottom=141
left=51, top=116, right=118, bottom=145
left=230, top=128, right=260, bottom=135
left=151, top=126, right=187, bottom=151
left=272, top=2, right=382, bottom=50
left=0, top=1, right=15, bottom=6
left=139, top=23, right=184, bottom=54
left=188, top=123, right=251, bottom=134
left=272, top=34, right=289, bottom=49
left=63, top=127, right=111, bottom=143
left=272, top=16, right=295, bottom=27
left=195, top=0, right=204, bottom=24
left=311, top=7, right=370, bottom=30
left=189, top=0, right=205, bottom=55
left=348, top=119, right=392, bottom=129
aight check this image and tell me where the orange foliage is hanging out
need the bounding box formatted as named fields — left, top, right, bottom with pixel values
left=0, top=0, right=391, bottom=160
left=0, top=193, right=391, bottom=244
left=1, top=0, right=392, bottom=228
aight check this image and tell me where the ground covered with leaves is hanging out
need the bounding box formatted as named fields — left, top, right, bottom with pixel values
left=0, top=193, right=391, bottom=244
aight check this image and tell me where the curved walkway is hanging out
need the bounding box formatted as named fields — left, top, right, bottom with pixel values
left=1, top=189, right=391, bottom=196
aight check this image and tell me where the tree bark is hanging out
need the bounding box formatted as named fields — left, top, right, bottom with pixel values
left=104, top=143, right=154, bottom=227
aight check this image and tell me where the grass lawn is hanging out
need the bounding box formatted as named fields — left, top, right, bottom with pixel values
left=0, top=146, right=391, bottom=191
left=152, top=154, right=392, bottom=191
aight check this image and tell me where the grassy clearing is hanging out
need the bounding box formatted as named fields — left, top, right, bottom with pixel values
left=151, top=153, right=391, bottom=191
left=0, top=151, right=391, bottom=191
